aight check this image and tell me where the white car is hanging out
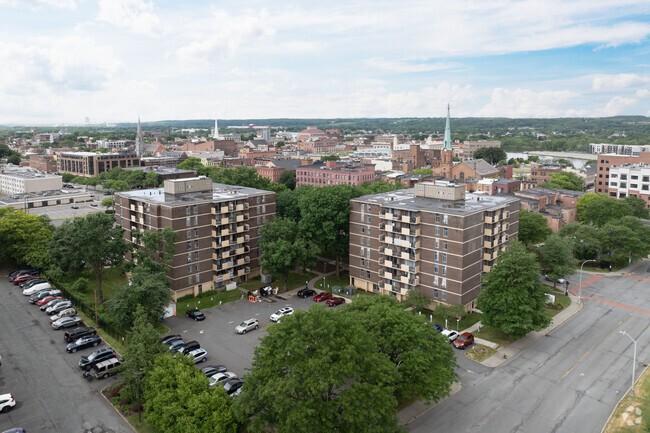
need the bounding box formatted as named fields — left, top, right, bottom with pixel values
left=187, top=348, right=208, bottom=364
left=235, top=318, right=259, bottom=334
left=46, top=300, right=72, bottom=315
left=52, top=316, right=83, bottom=329
left=0, top=393, right=16, bottom=412
left=441, top=329, right=459, bottom=342
left=209, top=371, right=237, bottom=387
left=23, top=282, right=51, bottom=296
left=50, top=307, right=77, bottom=322
left=270, top=307, right=294, bottom=322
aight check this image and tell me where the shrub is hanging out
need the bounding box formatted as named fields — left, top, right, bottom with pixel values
left=108, top=382, right=126, bottom=398
left=131, top=402, right=142, bottom=413
left=71, top=277, right=90, bottom=294
left=46, top=267, right=64, bottom=282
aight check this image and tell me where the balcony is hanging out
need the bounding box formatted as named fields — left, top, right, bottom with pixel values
left=235, top=247, right=245, bottom=256
left=400, top=275, right=409, bottom=284
left=384, top=247, right=395, bottom=256
left=484, top=227, right=495, bottom=237
left=236, top=203, right=249, bottom=211
left=221, top=228, right=230, bottom=237
left=380, top=223, right=394, bottom=232
left=236, top=225, right=245, bottom=233
left=483, top=252, right=497, bottom=261
left=384, top=271, right=395, bottom=280
left=236, top=257, right=247, bottom=266
left=220, top=205, right=229, bottom=214
left=383, top=283, right=393, bottom=292
left=401, top=215, right=420, bottom=224
left=236, top=236, right=245, bottom=244
left=236, top=214, right=245, bottom=222
left=380, top=212, right=394, bottom=221
left=483, top=264, right=492, bottom=273
left=485, top=215, right=499, bottom=224
left=400, top=251, right=419, bottom=261
left=484, top=240, right=495, bottom=249
left=244, top=235, right=250, bottom=242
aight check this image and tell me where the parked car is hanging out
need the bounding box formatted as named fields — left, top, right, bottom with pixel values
left=50, top=307, right=77, bottom=322
left=65, top=327, right=96, bottom=343
left=453, top=332, right=475, bottom=349
left=79, top=347, right=117, bottom=370
left=434, top=324, right=443, bottom=332
left=20, top=277, right=46, bottom=289
left=14, top=273, right=39, bottom=285
left=168, top=339, right=185, bottom=351
left=23, top=282, right=51, bottom=296
left=71, top=205, right=79, bottom=209
left=270, top=307, right=294, bottom=322
left=326, top=297, right=345, bottom=307
left=90, top=203, right=98, bottom=207
left=83, top=357, right=121, bottom=381
left=297, top=288, right=316, bottom=298
left=41, top=298, right=67, bottom=311
left=52, top=316, right=83, bottom=329
left=46, top=300, right=73, bottom=315
left=10, top=269, right=38, bottom=282
left=441, top=329, right=459, bottom=342
left=209, top=371, right=237, bottom=387
left=30, top=289, right=61, bottom=304
left=235, top=318, right=259, bottom=334
left=0, top=394, right=16, bottom=413
left=186, top=348, right=208, bottom=363
left=223, top=378, right=244, bottom=396
left=37, top=296, right=62, bottom=308
left=544, top=275, right=566, bottom=285
left=2, top=428, right=25, bottom=433
left=186, top=308, right=205, bottom=321
left=160, top=334, right=182, bottom=345
left=313, top=292, right=333, bottom=302
left=66, top=334, right=102, bottom=353
left=201, top=365, right=227, bottom=377
left=175, top=341, right=200, bottom=355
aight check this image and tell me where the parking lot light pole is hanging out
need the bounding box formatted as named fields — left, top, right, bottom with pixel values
left=619, top=331, right=637, bottom=396
left=579, top=259, right=596, bottom=303
left=93, top=288, right=98, bottom=328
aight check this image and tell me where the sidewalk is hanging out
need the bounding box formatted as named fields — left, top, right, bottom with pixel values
left=398, top=381, right=462, bottom=426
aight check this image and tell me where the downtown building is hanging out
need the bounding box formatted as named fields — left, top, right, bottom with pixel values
left=608, top=163, right=650, bottom=208
left=349, top=181, right=520, bottom=309
left=114, top=177, right=275, bottom=299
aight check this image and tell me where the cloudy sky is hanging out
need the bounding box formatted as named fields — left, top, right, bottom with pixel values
left=1, top=0, right=650, bottom=124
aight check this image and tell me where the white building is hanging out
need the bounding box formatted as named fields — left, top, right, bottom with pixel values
left=0, top=168, right=63, bottom=195
left=608, top=163, right=650, bottom=207
left=589, top=143, right=650, bottom=155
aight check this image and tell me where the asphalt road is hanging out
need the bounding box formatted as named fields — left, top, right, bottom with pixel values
left=165, top=293, right=327, bottom=377
left=0, top=272, right=130, bottom=433
left=408, top=267, right=650, bottom=433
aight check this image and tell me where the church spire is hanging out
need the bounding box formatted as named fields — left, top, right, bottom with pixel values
left=443, top=104, right=452, bottom=151
left=135, top=116, right=144, bottom=157
left=213, top=118, right=220, bottom=139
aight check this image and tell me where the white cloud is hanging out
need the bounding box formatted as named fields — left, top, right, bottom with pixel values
left=365, top=58, right=462, bottom=73
left=478, top=88, right=579, bottom=117
left=592, top=73, right=650, bottom=90
left=177, top=9, right=275, bottom=63
left=0, top=0, right=77, bottom=9
left=601, top=96, right=639, bottom=116
left=96, top=0, right=161, bottom=36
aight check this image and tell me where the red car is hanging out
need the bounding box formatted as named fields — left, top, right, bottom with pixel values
left=326, top=297, right=345, bottom=307
left=313, top=292, right=333, bottom=302
left=453, top=332, right=475, bottom=349
left=13, top=274, right=39, bottom=285
left=37, top=295, right=61, bottom=307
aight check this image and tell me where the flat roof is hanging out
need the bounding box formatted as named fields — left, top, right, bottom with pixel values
left=0, top=170, right=61, bottom=180
left=118, top=182, right=272, bottom=206
left=353, top=188, right=518, bottom=215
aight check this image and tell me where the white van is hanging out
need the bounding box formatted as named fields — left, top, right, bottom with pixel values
left=23, top=282, right=51, bottom=296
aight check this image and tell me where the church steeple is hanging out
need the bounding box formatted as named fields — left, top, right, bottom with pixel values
left=443, top=104, right=452, bottom=151
left=135, top=116, right=144, bottom=157
left=213, top=118, right=220, bottom=139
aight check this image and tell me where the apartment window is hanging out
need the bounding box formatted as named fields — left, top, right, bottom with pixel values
left=188, top=253, right=192, bottom=262
left=195, top=274, right=200, bottom=283
left=360, top=258, right=365, bottom=267
left=194, top=239, right=199, bottom=248
left=443, top=242, right=448, bottom=250
left=434, top=239, right=439, bottom=249
left=442, top=253, right=447, bottom=263
left=194, top=228, right=199, bottom=237
left=366, top=270, right=370, bottom=279
left=262, top=205, right=266, bottom=213
left=366, top=215, right=371, bottom=223
left=193, top=205, right=198, bottom=214
left=186, top=217, right=191, bottom=227
left=442, top=265, right=447, bottom=275
left=195, top=251, right=199, bottom=260
left=361, top=225, right=365, bottom=234
left=187, top=265, right=192, bottom=273
left=367, top=225, right=371, bottom=235
left=434, top=289, right=439, bottom=298
left=434, top=251, right=439, bottom=261
left=441, top=291, right=446, bottom=301
left=361, top=203, right=365, bottom=212
left=360, top=247, right=364, bottom=256
left=366, top=248, right=370, bottom=258
left=186, top=206, right=190, bottom=215
left=360, top=237, right=364, bottom=245
left=442, top=215, right=448, bottom=224
left=435, top=226, right=440, bottom=236
left=443, top=227, right=448, bottom=237
left=441, top=278, right=447, bottom=288
left=194, top=215, right=198, bottom=225
left=434, top=276, right=439, bottom=286
left=187, top=230, right=191, bottom=239
left=188, top=276, right=193, bottom=284
left=187, top=240, right=192, bottom=249
left=194, top=264, right=199, bottom=271
left=435, top=214, right=441, bottom=223
left=434, top=264, right=439, bottom=273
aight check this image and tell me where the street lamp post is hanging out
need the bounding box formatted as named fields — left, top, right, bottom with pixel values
left=132, top=368, right=144, bottom=424
left=579, top=259, right=596, bottom=303
left=619, top=330, right=637, bottom=396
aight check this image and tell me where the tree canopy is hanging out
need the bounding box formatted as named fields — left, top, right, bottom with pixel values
left=478, top=241, right=550, bottom=338
left=583, top=195, right=634, bottom=226
left=518, top=210, right=552, bottom=245
left=234, top=296, right=456, bottom=433
left=473, top=147, right=507, bottom=164
left=0, top=208, right=53, bottom=268
left=539, top=234, right=577, bottom=285
left=542, top=171, right=584, bottom=191
left=576, top=192, right=605, bottom=222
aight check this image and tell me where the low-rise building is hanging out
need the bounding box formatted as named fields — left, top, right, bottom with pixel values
left=530, top=162, right=563, bottom=186
left=608, top=163, right=650, bottom=208
left=28, top=154, right=58, bottom=173
left=595, top=152, right=650, bottom=197
left=349, top=181, right=520, bottom=309
left=114, top=177, right=275, bottom=299
left=58, top=151, right=140, bottom=177
left=514, top=188, right=585, bottom=232
left=296, top=160, right=375, bottom=187
left=0, top=167, right=62, bottom=195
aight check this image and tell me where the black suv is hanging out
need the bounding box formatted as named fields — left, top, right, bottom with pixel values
left=297, top=288, right=316, bottom=298
left=79, top=347, right=117, bottom=370
left=65, top=327, right=97, bottom=343
left=186, top=308, right=205, bottom=321
left=175, top=340, right=200, bottom=355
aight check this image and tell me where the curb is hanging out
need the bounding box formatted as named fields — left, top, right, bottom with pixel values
left=398, top=381, right=463, bottom=426
left=99, top=383, right=137, bottom=433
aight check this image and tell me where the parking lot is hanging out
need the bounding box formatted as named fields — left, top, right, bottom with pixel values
left=165, top=292, right=330, bottom=377
left=29, top=194, right=106, bottom=226
left=0, top=270, right=129, bottom=433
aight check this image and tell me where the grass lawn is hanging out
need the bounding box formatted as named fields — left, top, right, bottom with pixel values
left=427, top=311, right=481, bottom=331
left=602, top=364, right=650, bottom=433
left=466, top=344, right=497, bottom=363
left=75, top=309, right=127, bottom=354
left=474, top=325, right=517, bottom=348
left=314, top=271, right=350, bottom=291
left=176, top=289, right=244, bottom=317
left=127, top=414, right=161, bottom=433
left=57, top=267, right=128, bottom=305
left=543, top=292, right=572, bottom=320
left=239, top=271, right=317, bottom=294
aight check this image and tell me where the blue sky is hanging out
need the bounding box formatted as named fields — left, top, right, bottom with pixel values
left=0, top=0, right=649, bottom=124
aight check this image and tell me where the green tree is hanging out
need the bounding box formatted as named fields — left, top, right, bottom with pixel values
left=7, top=154, right=20, bottom=165
left=144, top=355, right=237, bottom=433
left=143, top=171, right=160, bottom=188
left=412, top=168, right=433, bottom=175
left=539, top=234, right=577, bottom=286
left=259, top=218, right=318, bottom=290
left=320, top=154, right=340, bottom=161
left=477, top=241, right=550, bottom=338
left=279, top=170, right=296, bottom=190
left=125, top=170, right=145, bottom=188
left=518, top=210, right=552, bottom=245
left=557, top=222, right=601, bottom=260
left=542, top=172, right=584, bottom=191
left=433, top=304, right=468, bottom=323
left=298, top=185, right=355, bottom=276
left=120, top=304, right=165, bottom=401
left=0, top=208, right=53, bottom=268
left=234, top=298, right=456, bottom=433
left=584, top=196, right=633, bottom=226
left=576, top=193, right=606, bottom=222
left=177, top=157, right=204, bottom=171
left=624, top=196, right=650, bottom=219
left=600, top=217, right=650, bottom=266
left=101, top=197, right=114, bottom=210
left=403, top=290, right=431, bottom=313
left=61, top=173, right=75, bottom=183
left=473, top=147, right=506, bottom=164
left=49, top=212, right=128, bottom=303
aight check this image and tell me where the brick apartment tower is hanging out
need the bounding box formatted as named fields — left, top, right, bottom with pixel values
left=114, top=177, right=275, bottom=300
left=349, top=181, right=520, bottom=309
